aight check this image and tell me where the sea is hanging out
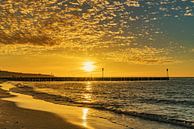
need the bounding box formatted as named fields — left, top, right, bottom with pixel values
left=15, top=78, right=194, bottom=129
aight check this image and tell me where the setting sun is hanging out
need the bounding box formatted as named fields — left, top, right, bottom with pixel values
left=82, top=61, right=96, bottom=72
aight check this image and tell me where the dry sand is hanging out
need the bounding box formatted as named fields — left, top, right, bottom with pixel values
left=0, top=88, right=84, bottom=129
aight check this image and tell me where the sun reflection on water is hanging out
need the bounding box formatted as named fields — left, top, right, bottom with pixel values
left=82, top=82, right=92, bottom=103
left=82, top=108, right=89, bottom=128
left=86, top=82, right=92, bottom=91
left=81, top=82, right=92, bottom=128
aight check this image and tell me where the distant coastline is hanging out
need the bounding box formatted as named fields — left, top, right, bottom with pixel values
left=0, top=70, right=52, bottom=77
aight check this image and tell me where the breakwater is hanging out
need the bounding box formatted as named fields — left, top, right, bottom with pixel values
left=0, top=77, right=169, bottom=81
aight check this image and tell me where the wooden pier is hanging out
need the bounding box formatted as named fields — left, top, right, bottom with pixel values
left=0, top=77, right=169, bottom=82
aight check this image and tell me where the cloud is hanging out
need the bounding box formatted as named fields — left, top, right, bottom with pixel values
left=0, top=31, right=56, bottom=45
left=0, top=44, right=176, bottom=65
left=0, top=0, right=193, bottom=46
left=0, top=44, right=49, bottom=56
left=0, top=0, right=193, bottom=65
left=102, top=46, right=176, bottom=65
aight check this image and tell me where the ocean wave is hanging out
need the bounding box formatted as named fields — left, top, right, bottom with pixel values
left=141, top=98, right=194, bottom=107
left=10, top=85, right=194, bottom=129
left=109, top=109, right=194, bottom=129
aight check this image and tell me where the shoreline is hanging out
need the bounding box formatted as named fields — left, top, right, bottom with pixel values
left=0, top=82, right=125, bottom=129
left=0, top=86, right=84, bottom=129
left=0, top=82, right=192, bottom=129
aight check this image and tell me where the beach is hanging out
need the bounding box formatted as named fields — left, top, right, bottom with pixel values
left=0, top=99, right=84, bottom=129
left=0, top=82, right=125, bottom=129
left=0, top=81, right=193, bottom=129
left=0, top=86, right=85, bottom=129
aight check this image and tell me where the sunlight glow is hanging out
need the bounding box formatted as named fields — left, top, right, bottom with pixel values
left=82, top=61, right=96, bottom=72
left=82, top=82, right=92, bottom=103
left=82, top=108, right=89, bottom=128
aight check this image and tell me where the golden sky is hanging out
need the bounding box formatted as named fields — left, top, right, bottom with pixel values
left=0, top=0, right=194, bottom=77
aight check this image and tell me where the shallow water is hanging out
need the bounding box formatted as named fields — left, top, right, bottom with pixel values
left=15, top=78, right=194, bottom=128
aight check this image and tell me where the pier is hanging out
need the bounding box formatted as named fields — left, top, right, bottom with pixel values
left=0, top=77, right=169, bottom=82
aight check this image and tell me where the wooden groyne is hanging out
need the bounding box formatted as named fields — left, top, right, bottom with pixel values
left=0, top=77, right=169, bottom=82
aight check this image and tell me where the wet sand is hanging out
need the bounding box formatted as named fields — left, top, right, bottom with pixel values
left=0, top=88, right=84, bottom=129
left=0, top=83, right=125, bottom=129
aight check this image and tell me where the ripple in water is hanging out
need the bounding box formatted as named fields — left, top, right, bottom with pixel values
left=16, top=78, right=194, bottom=128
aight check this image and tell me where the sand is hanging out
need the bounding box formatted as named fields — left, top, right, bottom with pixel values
left=0, top=88, right=85, bottom=129
left=0, top=82, right=124, bottom=129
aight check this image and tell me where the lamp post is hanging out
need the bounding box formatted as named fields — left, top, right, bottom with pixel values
left=102, top=68, right=104, bottom=80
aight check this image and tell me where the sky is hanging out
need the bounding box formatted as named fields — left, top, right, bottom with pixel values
left=0, top=0, right=194, bottom=77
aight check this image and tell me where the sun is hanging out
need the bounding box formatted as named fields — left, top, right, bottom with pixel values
left=82, top=61, right=96, bottom=72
